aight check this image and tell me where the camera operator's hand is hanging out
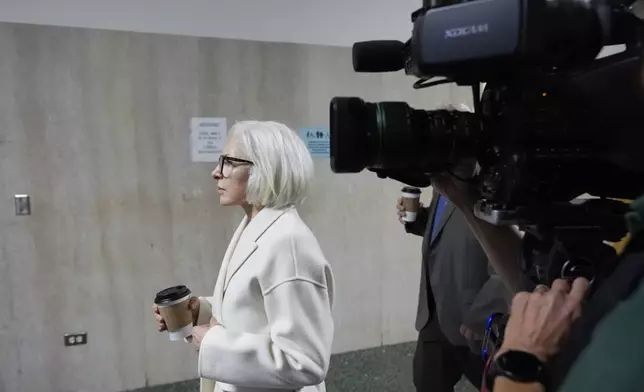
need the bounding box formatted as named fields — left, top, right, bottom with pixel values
left=430, top=172, right=478, bottom=210
left=397, top=197, right=424, bottom=224
left=497, top=277, right=590, bottom=362
left=431, top=166, right=523, bottom=294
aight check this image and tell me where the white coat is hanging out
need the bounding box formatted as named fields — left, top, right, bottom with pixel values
left=196, top=206, right=335, bottom=392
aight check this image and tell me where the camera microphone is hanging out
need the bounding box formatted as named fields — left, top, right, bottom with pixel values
left=352, top=40, right=406, bottom=73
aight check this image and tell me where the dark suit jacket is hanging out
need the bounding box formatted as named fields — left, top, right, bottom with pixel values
left=406, top=190, right=510, bottom=348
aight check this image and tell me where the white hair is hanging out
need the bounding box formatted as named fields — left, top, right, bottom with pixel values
left=229, top=120, right=314, bottom=209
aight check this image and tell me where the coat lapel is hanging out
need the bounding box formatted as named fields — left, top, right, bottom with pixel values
left=212, top=217, right=248, bottom=322
left=222, top=206, right=292, bottom=292
left=202, top=208, right=291, bottom=392
left=430, top=191, right=456, bottom=246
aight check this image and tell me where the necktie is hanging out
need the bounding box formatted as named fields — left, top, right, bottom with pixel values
left=431, top=195, right=448, bottom=242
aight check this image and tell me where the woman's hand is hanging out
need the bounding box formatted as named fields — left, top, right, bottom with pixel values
left=189, top=318, right=221, bottom=351
left=152, top=296, right=201, bottom=332
left=498, top=278, right=590, bottom=361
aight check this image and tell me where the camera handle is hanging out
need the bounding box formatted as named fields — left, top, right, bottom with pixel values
left=475, top=197, right=629, bottom=288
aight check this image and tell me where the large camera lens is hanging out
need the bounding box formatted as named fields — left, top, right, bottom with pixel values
left=330, top=97, right=421, bottom=173
left=329, top=97, right=479, bottom=174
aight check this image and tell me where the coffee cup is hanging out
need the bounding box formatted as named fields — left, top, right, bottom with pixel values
left=154, top=285, right=194, bottom=341
left=401, top=186, right=422, bottom=222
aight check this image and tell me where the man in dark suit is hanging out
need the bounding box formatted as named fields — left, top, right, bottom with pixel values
left=398, top=189, right=510, bottom=391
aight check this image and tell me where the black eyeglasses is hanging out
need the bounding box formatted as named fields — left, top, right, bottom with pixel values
left=216, top=154, right=253, bottom=178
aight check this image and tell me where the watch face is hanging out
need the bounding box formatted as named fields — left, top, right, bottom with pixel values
left=497, top=351, right=545, bottom=381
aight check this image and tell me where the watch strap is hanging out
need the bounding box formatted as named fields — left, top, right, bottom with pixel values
left=485, top=350, right=547, bottom=390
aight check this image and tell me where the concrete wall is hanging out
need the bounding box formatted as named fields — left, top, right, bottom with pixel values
left=0, top=23, right=468, bottom=392
left=0, top=0, right=422, bottom=47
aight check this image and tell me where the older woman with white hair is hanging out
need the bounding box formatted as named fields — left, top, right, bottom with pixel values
left=153, top=121, right=335, bottom=392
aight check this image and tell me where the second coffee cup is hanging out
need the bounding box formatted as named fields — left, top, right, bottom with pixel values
left=401, top=186, right=422, bottom=222
left=154, top=285, right=194, bottom=341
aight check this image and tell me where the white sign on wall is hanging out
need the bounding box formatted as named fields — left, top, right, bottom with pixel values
left=190, top=117, right=227, bottom=162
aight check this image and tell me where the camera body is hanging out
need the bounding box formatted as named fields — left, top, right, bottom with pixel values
left=330, top=0, right=644, bottom=287
left=409, top=0, right=605, bottom=83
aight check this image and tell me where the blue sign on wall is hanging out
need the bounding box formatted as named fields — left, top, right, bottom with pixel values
left=299, top=127, right=330, bottom=158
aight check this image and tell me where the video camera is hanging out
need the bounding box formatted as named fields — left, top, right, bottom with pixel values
left=329, top=0, right=644, bottom=288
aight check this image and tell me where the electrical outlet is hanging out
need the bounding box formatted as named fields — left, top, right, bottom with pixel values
left=64, top=333, right=87, bottom=347
left=14, top=194, right=31, bottom=216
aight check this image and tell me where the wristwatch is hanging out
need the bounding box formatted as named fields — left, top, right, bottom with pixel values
left=485, top=350, right=547, bottom=390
